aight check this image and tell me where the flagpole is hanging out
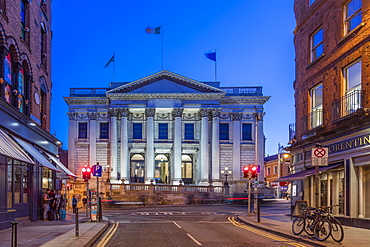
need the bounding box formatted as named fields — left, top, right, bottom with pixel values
left=113, top=51, right=115, bottom=82
left=215, top=49, right=217, bottom=82
left=161, top=22, right=164, bottom=70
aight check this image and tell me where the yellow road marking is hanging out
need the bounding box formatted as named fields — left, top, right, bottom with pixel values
left=228, top=217, right=308, bottom=247
left=96, top=221, right=119, bottom=247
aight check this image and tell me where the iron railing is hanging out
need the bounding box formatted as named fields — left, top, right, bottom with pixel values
left=332, top=90, right=361, bottom=122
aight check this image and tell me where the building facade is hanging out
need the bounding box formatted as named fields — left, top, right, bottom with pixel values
left=0, top=0, right=75, bottom=229
left=264, top=153, right=291, bottom=198
left=288, top=0, right=370, bottom=226
left=65, top=71, right=269, bottom=194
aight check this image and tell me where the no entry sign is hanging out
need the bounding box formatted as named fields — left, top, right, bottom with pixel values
left=311, top=147, right=328, bottom=166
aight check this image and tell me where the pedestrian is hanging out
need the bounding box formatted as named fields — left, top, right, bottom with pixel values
left=54, top=190, right=62, bottom=220
left=58, top=194, right=67, bottom=220
left=42, top=189, right=52, bottom=220
left=82, top=197, right=87, bottom=208
left=49, top=190, right=56, bottom=220
left=72, top=195, right=78, bottom=214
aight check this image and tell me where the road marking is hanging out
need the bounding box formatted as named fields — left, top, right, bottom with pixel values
left=173, top=221, right=182, bottom=228
left=187, top=233, right=202, bottom=246
left=97, top=221, right=119, bottom=247
left=228, top=217, right=307, bottom=247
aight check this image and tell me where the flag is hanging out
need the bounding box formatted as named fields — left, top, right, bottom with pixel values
left=204, top=51, right=216, bottom=61
left=104, top=55, right=114, bottom=68
left=146, top=26, right=161, bottom=34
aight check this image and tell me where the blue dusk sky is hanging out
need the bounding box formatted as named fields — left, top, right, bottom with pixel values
left=51, top=0, right=296, bottom=156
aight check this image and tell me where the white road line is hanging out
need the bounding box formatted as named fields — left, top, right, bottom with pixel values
left=173, top=221, right=182, bottom=228
left=187, top=233, right=202, bottom=246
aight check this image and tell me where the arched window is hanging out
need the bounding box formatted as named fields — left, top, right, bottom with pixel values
left=130, top=154, right=145, bottom=183
left=4, top=52, right=13, bottom=104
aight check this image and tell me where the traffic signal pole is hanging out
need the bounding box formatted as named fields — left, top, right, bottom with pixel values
left=248, top=178, right=251, bottom=215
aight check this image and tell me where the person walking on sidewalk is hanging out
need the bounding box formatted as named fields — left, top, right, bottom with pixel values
left=72, top=195, right=78, bottom=214
left=42, top=189, right=53, bottom=220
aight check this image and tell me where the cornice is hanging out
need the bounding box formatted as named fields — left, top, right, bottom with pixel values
left=107, top=93, right=225, bottom=100
left=64, top=97, right=109, bottom=104
left=221, top=96, right=270, bottom=104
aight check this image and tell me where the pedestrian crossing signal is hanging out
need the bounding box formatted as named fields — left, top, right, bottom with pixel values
left=82, top=166, right=91, bottom=180
left=243, top=165, right=259, bottom=179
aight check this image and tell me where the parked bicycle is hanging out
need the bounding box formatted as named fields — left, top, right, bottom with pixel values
left=321, top=205, right=344, bottom=242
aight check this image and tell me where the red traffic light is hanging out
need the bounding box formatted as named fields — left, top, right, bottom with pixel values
left=251, top=166, right=257, bottom=171
left=82, top=166, right=91, bottom=180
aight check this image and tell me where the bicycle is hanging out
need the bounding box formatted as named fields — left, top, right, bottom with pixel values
left=321, top=205, right=344, bottom=242
left=301, top=206, right=331, bottom=241
left=291, top=206, right=315, bottom=235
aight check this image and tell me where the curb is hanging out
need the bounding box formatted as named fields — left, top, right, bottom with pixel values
left=236, top=216, right=327, bottom=247
left=84, top=220, right=111, bottom=247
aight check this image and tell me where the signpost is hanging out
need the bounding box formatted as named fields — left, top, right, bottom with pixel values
left=312, top=147, right=328, bottom=208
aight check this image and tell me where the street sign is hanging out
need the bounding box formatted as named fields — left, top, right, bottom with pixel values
left=311, top=147, right=328, bottom=166
left=92, top=165, right=102, bottom=177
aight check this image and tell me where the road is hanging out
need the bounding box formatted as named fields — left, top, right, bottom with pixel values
left=93, top=201, right=314, bottom=247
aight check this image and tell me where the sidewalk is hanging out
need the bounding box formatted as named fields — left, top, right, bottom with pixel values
left=237, top=211, right=370, bottom=247
left=0, top=210, right=109, bottom=247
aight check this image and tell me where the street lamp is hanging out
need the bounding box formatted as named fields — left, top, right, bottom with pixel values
left=221, top=166, right=232, bottom=197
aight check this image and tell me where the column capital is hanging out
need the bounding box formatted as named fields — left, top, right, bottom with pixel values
left=231, top=112, right=242, bottom=121
left=109, top=108, right=120, bottom=118
left=145, top=108, right=156, bottom=118
left=199, top=108, right=210, bottom=118
left=172, top=108, right=184, bottom=118
left=121, top=108, right=129, bottom=118
left=88, top=112, right=98, bottom=120
left=210, top=108, right=221, bottom=118
left=67, top=112, right=78, bottom=120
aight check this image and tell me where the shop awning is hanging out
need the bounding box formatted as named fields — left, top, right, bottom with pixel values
left=0, top=129, right=35, bottom=164
left=275, top=163, right=344, bottom=182
left=46, top=153, right=77, bottom=178
left=13, top=136, right=60, bottom=172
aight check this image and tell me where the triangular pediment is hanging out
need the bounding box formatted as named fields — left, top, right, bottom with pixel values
left=106, top=70, right=225, bottom=95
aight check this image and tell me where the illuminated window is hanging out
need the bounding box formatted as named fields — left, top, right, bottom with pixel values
left=310, top=84, right=323, bottom=128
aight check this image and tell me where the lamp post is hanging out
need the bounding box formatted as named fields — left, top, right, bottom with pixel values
left=221, top=166, right=232, bottom=197
left=106, top=165, right=112, bottom=199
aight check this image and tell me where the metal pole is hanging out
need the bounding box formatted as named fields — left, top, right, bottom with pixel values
left=86, top=180, right=89, bottom=217
left=257, top=200, right=261, bottom=222
left=75, top=208, right=79, bottom=237
left=248, top=179, right=251, bottom=215
left=11, top=222, right=18, bottom=247
left=254, top=108, right=259, bottom=211
left=315, top=166, right=319, bottom=208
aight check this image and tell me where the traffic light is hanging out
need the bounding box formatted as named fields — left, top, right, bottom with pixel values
left=66, top=183, right=71, bottom=190
left=250, top=165, right=258, bottom=179
left=243, top=166, right=250, bottom=179
left=82, top=166, right=91, bottom=180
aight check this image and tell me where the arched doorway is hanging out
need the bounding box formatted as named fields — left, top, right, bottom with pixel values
left=181, top=155, right=193, bottom=185
left=130, top=154, right=145, bottom=183
left=154, top=154, right=169, bottom=184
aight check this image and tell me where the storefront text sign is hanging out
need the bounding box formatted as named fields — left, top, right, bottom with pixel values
left=328, top=134, right=370, bottom=154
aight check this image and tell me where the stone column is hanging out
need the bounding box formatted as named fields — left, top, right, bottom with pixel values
left=173, top=108, right=184, bottom=184
left=88, top=112, right=98, bottom=167
left=358, top=166, right=364, bottom=218
left=199, top=108, right=209, bottom=184
left=231, top=113, right=242, bottom=181
left=120, top=108, right=129, bottom=183
left=145, top=108, right=155, bottom=183
left=211, top=109, right=221, bottom=182
left=67, top=112, right=77, bottom=174
left=109, top=108, right=119, bottom=180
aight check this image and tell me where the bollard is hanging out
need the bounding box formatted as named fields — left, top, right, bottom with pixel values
left=75, top=208, right=79, bottom=237
left=257, top=200, right=260, bottom=223
left=11, top=222, right=18, bottom=247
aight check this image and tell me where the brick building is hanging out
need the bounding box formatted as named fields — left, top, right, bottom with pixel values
left=0, top=0, right=75, bottom=229
left=286, top=0, right=370, bottom=227
left=65, top=70, right=269, bottom=196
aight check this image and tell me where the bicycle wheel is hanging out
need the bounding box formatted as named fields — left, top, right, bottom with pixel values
left=314, top=218, right=331, bottom=241
left=330, top=218, right=344, bottom=242
left=292, top=216, right=305, bottom=235
left=304, top=215, right=315, bottom=236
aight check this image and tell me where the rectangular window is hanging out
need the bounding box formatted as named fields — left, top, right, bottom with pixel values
left=99, top=122, right=109, bottom=139
left=267, top=167, right=271, bottom=176
left=242, top=123, right=252, bottom=140
left=345, top=0, right=362, bottom=34
left=344, top=60, right=362, bottom=114
left=78, top=122, right=87, bottom=139
left=274, top=165, right=278, bottom=175
left=133, top=123, right=142, bottom=139
left=158, top=123, right=168, bottom=139
left=184, top=123, right=194, bottom=140
left=310, top=84, right=323, bottom=129
left=7, top=162, right=12, bottom=208
left=220, top=123, right=229, bottom=140
left=311, top=28, right=323, bottom=61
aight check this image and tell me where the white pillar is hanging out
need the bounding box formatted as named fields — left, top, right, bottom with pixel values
left=173, top=108, right=183, bottom=184
left=211, top=109, right=220, bottom=182
left=120, top=108, right=129, bottom=182
left=67, top=112, right=77, bottom=174
left=88, top=112, right=97, bottom=167
left=232, top=113, right=242, bottom=181
left=146, top=108, right=155, bottom=183
left=109, top=109, right=118, bottom=180
left=199, top=109, right=209, bottom=184
left=358, top=165, right=364, bottom=218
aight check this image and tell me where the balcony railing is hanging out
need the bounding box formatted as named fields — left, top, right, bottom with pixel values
left=70, top=88, right=108, bottom=97
left=332, top=90, right=361, bottom=122
left=221, top=87, right=262, bottom=96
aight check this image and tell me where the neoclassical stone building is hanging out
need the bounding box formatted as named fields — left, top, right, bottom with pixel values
left=65, top=71, right=269, bottom=190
